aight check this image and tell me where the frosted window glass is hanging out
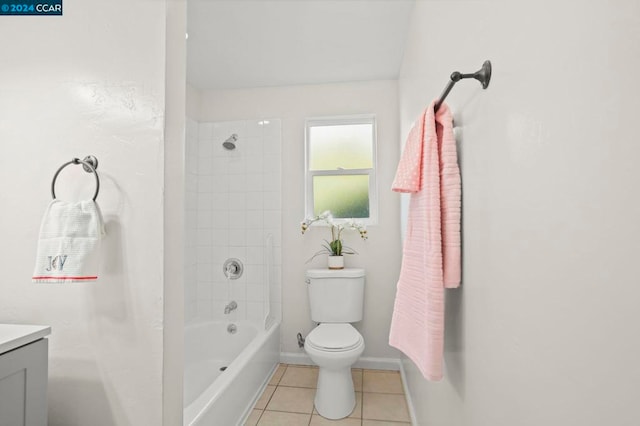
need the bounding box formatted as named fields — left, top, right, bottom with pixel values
left=313, top=175, right=369, bottom=218
left=309, top=124, right=373, bottom=171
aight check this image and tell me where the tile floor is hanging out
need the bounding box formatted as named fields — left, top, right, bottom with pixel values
left=244, top=364, right=411, bottom=426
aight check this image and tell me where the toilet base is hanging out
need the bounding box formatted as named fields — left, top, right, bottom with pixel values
left=314, top=366, right=356, bottom=420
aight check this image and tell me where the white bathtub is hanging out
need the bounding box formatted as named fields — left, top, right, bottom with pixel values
left=184, top=320, right=280, bottom=426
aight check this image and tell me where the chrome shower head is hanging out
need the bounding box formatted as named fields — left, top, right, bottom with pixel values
left=223, top=134, right=238, bottom=150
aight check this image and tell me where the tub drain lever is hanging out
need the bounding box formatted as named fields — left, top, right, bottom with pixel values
left=297, top=332, right=305, bottom=348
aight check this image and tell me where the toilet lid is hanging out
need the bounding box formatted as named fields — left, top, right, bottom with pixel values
left=306, top=324, right=363, bottom=352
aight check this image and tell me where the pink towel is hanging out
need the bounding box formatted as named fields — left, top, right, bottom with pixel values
left=389, top=100, right=461, bottom=381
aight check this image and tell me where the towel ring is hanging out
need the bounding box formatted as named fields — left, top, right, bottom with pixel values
left=51, top=156, right=100, bottom=201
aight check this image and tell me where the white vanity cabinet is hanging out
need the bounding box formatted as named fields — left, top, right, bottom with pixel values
left=0, top=325, right=51, bottom=426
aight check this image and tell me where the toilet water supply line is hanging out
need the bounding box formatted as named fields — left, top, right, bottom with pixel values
left=297, top=332, right=305, bottom=348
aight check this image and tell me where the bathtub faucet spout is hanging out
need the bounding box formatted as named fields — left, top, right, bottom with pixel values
left=224, top=301, right=238, bottom=314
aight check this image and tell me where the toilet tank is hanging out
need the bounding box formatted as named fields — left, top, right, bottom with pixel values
left=306, top=268, right=365, bottom=323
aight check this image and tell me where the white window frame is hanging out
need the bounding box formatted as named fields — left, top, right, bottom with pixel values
left=304, top=114, right=378, bottom=225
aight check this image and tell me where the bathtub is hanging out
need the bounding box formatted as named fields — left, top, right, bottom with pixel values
left=184, top=320, right=280, bottom=426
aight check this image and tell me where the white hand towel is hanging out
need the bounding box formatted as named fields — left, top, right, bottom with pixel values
left=32, top=200, right=106, bottom=283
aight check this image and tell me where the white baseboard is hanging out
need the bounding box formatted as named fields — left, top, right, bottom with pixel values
left=280, top=352, right=401, bottom=371
left=355, top=356, right=401, bottom=371
left=279, top=351, right=314, bottom=366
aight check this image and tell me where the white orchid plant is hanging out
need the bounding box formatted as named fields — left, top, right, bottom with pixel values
left=300, top=210, right=368, bottom=262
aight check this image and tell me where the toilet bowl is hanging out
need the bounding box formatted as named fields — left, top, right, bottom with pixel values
left=304, top=323, right=365, bottom=419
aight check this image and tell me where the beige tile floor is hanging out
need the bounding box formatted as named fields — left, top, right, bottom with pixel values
left=244, top=364, right=412, bottom=426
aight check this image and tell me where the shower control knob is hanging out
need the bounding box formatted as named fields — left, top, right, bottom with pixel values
left=223, top=258, right=243, bottom=280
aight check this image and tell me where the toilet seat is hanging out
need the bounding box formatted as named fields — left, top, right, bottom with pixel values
left=306, top=324, right=363, bottom=352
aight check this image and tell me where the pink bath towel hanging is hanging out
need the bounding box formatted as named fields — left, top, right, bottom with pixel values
left=389, top=100, right=461, bottom=381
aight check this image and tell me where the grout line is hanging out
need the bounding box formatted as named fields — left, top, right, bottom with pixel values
left=263, top=385, right=276, bottom=410
left=277, top=384, right=317, bottom=389
left=263, top=408, right=314, bottom=414
left=255, top=409, right=264, bottom=426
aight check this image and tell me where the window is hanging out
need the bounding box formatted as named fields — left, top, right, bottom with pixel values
left=305, top=115, right=377, bottom=223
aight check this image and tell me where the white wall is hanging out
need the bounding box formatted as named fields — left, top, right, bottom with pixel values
left=196, top=81, right=403, bottom=359
left=163, top=2, right=187, bottom=423
left=398, top=1, right=640, bottom=425
left=0, top=1, right=182, bottom=424
left=186, top=83, right=201, bottom=121
left=185, top=118, right=200, bottom=324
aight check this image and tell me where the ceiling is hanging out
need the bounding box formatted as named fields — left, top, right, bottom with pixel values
left=187, top=0, right=416, bottom=90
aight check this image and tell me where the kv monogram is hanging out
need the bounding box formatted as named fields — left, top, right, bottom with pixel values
left=45, top=255, right=68, bottom=271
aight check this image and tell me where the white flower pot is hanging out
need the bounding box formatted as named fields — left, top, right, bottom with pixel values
left=327, top=255, right=344, bottom=270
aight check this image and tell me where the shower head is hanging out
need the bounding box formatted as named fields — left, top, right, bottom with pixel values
left=223, top=134, right=238, bottom=150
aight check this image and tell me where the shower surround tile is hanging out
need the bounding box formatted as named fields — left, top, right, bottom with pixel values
left=187, top=119, right=282, bottom=324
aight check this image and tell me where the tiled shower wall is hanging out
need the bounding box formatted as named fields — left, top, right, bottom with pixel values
left=185, top=118, right=282, bottom=325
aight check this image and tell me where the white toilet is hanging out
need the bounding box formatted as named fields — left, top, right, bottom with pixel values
left=304, top=268, right=365, bottom=420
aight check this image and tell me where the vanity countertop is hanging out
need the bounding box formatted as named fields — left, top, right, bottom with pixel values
left=0, top=324, right=51, bottom=355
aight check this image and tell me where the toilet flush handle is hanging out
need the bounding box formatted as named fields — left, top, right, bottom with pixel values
left=305, top=278, right=311, bottom=284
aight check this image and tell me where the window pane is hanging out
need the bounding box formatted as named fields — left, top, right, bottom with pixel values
left=313, top=175, right=369, bottom=218
left=309, top=123, right=373, bottom=171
